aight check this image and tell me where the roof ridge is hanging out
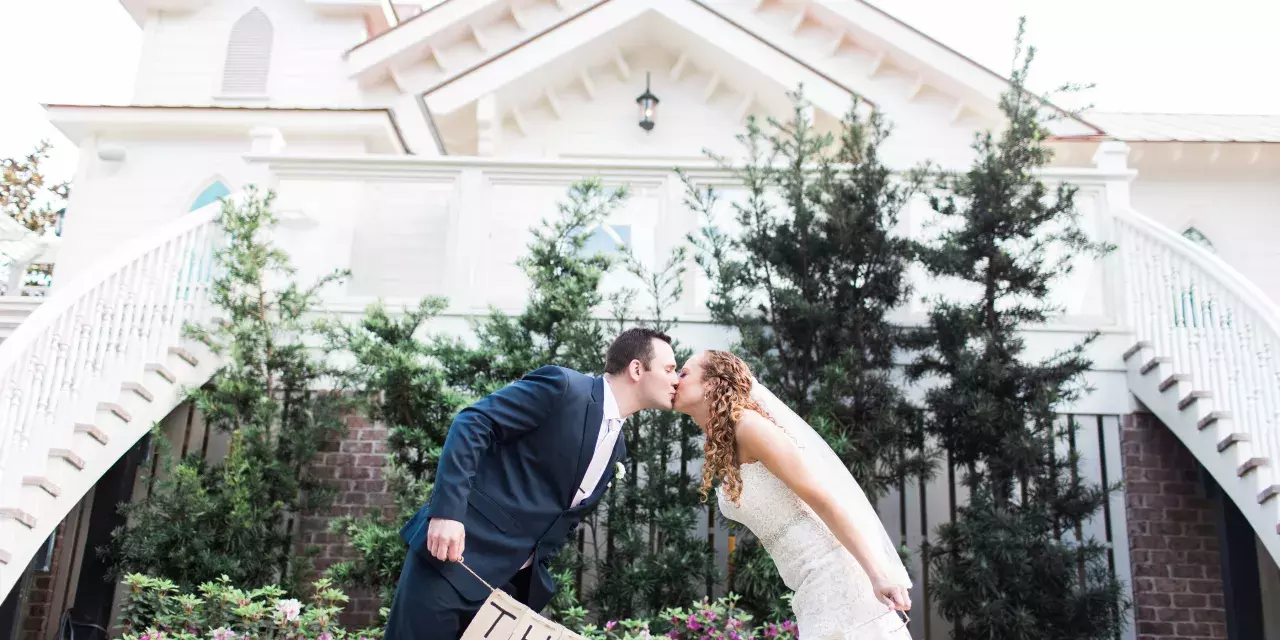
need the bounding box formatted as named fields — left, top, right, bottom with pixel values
left=1087, top=111, right=1280, bottom=118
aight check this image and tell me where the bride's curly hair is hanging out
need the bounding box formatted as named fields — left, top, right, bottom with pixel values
left=699, top=351, right=775, bottom=506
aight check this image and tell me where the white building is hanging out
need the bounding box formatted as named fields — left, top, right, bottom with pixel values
left=1, top=0, right=1278, bottom=638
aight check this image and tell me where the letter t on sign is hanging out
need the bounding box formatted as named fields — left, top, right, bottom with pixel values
left=460, top=591, right=526, bottom=640
left=485, top=603, right=517, bottom=637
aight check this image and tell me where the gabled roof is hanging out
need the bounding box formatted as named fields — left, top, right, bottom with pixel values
left=1084, top=112, right=1280, bottom=143
left=348, top=0, right=1102, bottom=137
left=419, top=0, right=868, bottom=120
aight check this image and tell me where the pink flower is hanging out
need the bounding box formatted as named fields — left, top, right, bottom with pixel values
left=275, top=598, right=303, bottom=621
left=605, top=621, right=617, bottom=631
left=211, top=628, right=237, bottom=640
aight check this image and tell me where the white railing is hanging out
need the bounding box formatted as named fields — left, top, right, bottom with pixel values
left=1115, top=207, right=1280, bottom=472
left=0, top=198, right=225, bottom=512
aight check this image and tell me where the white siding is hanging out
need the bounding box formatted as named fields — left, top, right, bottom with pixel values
left=132, top=0, right=366, bottom=107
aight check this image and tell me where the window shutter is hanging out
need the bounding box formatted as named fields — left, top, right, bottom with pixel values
left=221, top=8, right=273, bottom=95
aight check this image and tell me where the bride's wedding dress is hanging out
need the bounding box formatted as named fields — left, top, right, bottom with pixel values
left=717, top=383, right=912, bottom=640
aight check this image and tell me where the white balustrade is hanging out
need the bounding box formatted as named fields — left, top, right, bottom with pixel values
left=1116, top=208, right=1280, bottom=476
left=0, top=197, right=225, bottom=513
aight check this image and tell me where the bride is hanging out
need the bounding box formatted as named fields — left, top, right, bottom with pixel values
left=674, top=350, right=913, bottom=639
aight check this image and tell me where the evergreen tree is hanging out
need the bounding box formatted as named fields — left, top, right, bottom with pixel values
left=109, top=188, right=351, bottom=592
left=686, top=91, right=932, bottom=618
left=585, top=248, right=718, bottom=622
left=904, top=24, right=1129, bottom=638
left=319, top=298, right=473, bottom=610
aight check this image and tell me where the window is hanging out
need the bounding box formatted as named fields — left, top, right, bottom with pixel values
left=190, top=181, right=231, bottom=212
left=583, top=224, right=631, bottom=255
left=221, top=8, right=273, bottom=95
left=33, top=528, right=57, bottom=573
left=1181, top=226, right=1214, bottom=252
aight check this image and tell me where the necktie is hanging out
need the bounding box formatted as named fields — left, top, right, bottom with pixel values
left=575, top=418, right=622, bottom=505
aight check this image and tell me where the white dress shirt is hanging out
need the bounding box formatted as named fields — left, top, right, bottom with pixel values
left=522, top=378, right=624, bottom=569
left=572, top=378, right=624, bottom=507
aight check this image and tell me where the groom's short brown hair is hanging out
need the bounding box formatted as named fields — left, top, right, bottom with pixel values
left=604, top=328, right=672, bottom=374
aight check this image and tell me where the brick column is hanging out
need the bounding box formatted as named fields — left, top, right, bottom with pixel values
left=1122, top=412, right=1228, bottom=640
left=300, top=414, right=393, bottom=629
left=17, top=522, right=68, bottom=640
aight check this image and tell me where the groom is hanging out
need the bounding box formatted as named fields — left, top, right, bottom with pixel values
left=385, top=328, right=680, bottom=639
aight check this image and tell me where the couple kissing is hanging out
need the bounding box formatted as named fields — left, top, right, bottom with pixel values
left=386, top=328, right=913, bottom=640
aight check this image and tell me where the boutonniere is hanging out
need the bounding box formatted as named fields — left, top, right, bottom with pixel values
left=614, top=461, right=626, bottom=481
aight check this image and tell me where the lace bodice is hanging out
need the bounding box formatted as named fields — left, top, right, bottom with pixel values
left=717, top=446, right=911, bottom=639
left=718, top=461, right=843, bottom=589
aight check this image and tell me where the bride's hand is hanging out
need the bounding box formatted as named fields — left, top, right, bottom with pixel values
left=872, top=576, right=911, bottom=611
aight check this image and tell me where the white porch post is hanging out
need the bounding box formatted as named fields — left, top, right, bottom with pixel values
left=446, top=168, right=486, bottom=312
left=1093, top=141, right=1134, bottom=212
left=1094, top=141, right=1136, bottom=329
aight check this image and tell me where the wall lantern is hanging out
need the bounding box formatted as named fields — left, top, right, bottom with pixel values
left=636, top=72, right=659, bottom=132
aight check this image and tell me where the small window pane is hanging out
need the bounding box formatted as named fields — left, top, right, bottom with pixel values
left=582, top=224, right=630, bottom=255
left=1182, top=227, right=1214, bottom=252
left=191, top=182, right=231, bottom=211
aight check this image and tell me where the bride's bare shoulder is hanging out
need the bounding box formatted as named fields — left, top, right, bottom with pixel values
left=735, top=410, right=784, bottom=462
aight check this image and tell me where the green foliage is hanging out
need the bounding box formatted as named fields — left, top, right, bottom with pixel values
left=318, top=298, right=473, bottom=610
left=1, top=139, right=68, bottom=233
left=108, top=187, right=352, bottom=593
left=115, top=575, right=793, bottom=640
left=687, top=89, right=933, bottom=618
left=578, top=594, right=796, bottom=640
left=116, top=573, right=382, bottom=640
left=904, top=23, right=1129, bottom=638
left=584, top=248, right=718, bottom=621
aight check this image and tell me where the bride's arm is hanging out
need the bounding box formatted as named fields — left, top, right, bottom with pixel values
left=737, top=412, right=910, bottom=609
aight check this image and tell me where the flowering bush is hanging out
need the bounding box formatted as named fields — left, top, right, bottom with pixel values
left=116, top=574, right=383, bottom=640
left=576, top=595, right=798, bottom=640
left=114, top=574, right=796, bottom=640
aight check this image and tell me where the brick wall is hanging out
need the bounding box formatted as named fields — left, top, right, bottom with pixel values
left=299, top=414, right=395, bottom=629
left=17, top=522, right=68, bottom=640
left=1122, top=412, right=1228, bottom=640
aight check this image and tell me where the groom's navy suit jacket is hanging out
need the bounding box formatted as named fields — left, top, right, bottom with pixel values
left=400, top=365, right=625, bottom=612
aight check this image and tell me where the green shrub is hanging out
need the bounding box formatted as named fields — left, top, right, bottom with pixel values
left=116, top=573, right=384, bottom=640
left=114, top=575, right=797, bottom=640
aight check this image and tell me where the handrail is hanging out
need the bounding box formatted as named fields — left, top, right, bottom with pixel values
left=1115, top=205, right=1280, bottom=503
left=0, top=204, right=221, bottom=364
left=1114, top=207, right=1280, bottom=334
left=0, top=194, right=228, bottom=513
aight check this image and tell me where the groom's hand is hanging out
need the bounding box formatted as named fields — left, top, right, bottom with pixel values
left=427, top=518, right=465, bottom=562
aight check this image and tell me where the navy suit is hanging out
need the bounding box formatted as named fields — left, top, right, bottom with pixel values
left=385, top=366, right=625, bottom=639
